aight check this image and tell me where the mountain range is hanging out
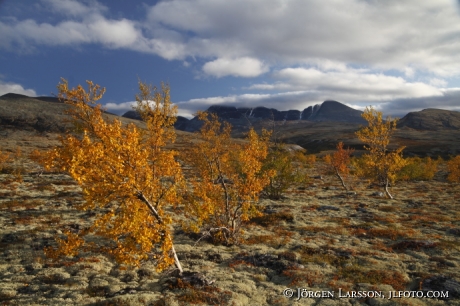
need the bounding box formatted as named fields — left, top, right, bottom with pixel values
left=1, top=93, right=460, bottom=156
left=122, top=100, right=368, bottom=132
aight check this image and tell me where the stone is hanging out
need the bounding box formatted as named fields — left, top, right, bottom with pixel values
left=317, top=205, right=340, bottom=211
left=421, top=275, right=460, bottom=298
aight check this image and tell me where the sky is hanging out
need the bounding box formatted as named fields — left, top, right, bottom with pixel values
left=1, top=0, right=460, bottom=118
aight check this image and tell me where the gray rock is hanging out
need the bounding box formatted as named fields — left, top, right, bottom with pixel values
left=446, top=228, right=460, bottom=236
left=422, top=275, right=460, bottom=298
left=317, top=205, right=340, bottom=211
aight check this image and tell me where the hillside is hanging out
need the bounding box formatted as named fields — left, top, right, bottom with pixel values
left=398, top=108, right=460, bottom=131
left=2, top=93, right=460, bottom=157
left=0, top=93, right=195, bottom=155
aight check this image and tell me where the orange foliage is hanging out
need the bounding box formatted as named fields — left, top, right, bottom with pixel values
left=39, top=78, right=184, bottom=271
left=0, top=149, right=11, bottom=172
left=355, top=107, right=407, bottom=199
left=447, top=155, right=460, bottom=183
left=183, top=112, right=274, bottom=245
left=324, top=142, right=354, bottom=190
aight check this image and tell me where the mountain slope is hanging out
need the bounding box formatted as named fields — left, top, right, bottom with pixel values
left=307, top=100, right=366, bottom=124
left=2, top=93, right=460, bottom=156
left=0, top=93, right=71, bottom=132
left=397, top=108, right=460, bottom=130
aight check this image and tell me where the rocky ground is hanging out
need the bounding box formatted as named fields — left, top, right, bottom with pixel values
left=0, top=157, right=460, bottom=306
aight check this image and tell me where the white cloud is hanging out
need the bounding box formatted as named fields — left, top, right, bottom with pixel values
left=4, top=0, right=460, bottom=79
left=175, top=91, right=326, bottom=118
left=429, top=78, right=448, bottom=88
left=143, top=0, right=460, bottom=77
left=248, top=67, right=443, bottom=103
left=202, top=57, right=268, bottom=78
left=0, top=0, right=141, bottom=51
left=104, top=101, right=136, bottom=114
left=88, top=18, right=139, bottom=48
left=378, top=88, right=460, bottom=117
left=0, top=81, right=37, bottom=97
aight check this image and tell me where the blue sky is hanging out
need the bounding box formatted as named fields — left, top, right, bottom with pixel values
left=1, top=0, right=460, bottom=118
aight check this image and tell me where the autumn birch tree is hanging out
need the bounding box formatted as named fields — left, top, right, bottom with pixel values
left=355, top=106, right=406, bottom=199
left=40, top=78, right=184, bottom=273
left=324, top=142, right=354, bottom=191
left=183, top=112, right=273, bottom=245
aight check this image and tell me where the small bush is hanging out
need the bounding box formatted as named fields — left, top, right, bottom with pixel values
left=245, top=227, right=294, bottom=246
left=447, top=155, right=460, bottom=183
left=324, top=142, right=354, bottom=190
left=392, top=240, right=438, bottom=251
left=397, top=156, right=440, bottom=181
left=261, top=144, right=306, bottom=200
left=249, top=211, right=294, bottom=227
left=0, top=149, right=11, bottom=172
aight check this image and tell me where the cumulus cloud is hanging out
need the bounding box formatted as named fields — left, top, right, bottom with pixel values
left=202, top=57, right=268, bottom=78
left=378, top=89, right=460, bottom=117
left=104, top=101, right=136, bottom=115
left=0, top=0, right=141, bottom=51
left=175, top=91, right=327, bottom=118
left=145, top=0, right=460, bottom=76
left=4, top=0, right=460, bottom=78
left=88, top=18, right=139, bottom=48
left=0, top=81, right=37, bottom=97
left=249, top=67, right=443, bottom=101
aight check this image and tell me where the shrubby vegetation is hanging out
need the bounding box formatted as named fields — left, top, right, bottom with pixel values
left=37, top=79, right=185, bottom=272
left=0, top=147, right=26, bottom=181
left=0, top=149, right=11, bottom=172
left=397, top=156, right=441, bottom=181
left=324, top=142, right=354, bottom=191
left=183, top=112, right=274, bottom=245
left=261, top=143, right=307, bottom=200
left=447, top=155, right=460, bottom=183
left=355, top=106, right=407, bottom=199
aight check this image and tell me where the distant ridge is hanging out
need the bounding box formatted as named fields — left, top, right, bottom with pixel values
left=0, top=93, right=31, bottom=100
left=2, top=93, right=460, bottom=156
left=303, top=100, right=367, bottom=124
left=397, top=108, right=460, bottom=130
left=122, top=110, right=190, bottom=130
left=121, top=100, right=366, bottom=132
left=0, top=93, right=114, bottom=132
left=196, top=100, right=366, bottom=123
left=0, top=93, right=61, bottom=103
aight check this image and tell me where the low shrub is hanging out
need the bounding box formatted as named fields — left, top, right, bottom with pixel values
left=447, top=155, right=460, bottom=183
left=249, top=211, right=294, bottom=227
left=261, top=144, right=307, bottom=200
left=397, top=156, right=441, bottom=181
